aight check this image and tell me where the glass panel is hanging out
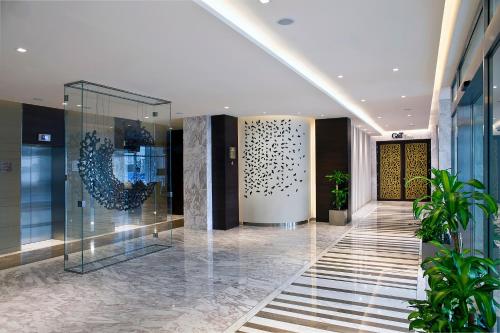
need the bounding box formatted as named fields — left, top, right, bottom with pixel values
left=489, top=43, right=500, bottom=331
left=452, top=113, right=458, bottom=173
left=64, top=81, right=172, bottom=273
left=460, top=11, right=484, bottom=82
left=491, top=0, right=500, bottom=21
left=456, top=104, right=473, bottom=250
left=472, top=94, right=484, bottom=255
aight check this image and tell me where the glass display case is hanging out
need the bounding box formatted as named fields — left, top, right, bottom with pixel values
left=63, top=81, right=172, bottom=273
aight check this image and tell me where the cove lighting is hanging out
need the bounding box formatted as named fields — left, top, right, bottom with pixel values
left=194, top=0, right=384, bottom=134
left=428, top=0, right=461, bottom=130
left=16, top=47, right=27, bottom=53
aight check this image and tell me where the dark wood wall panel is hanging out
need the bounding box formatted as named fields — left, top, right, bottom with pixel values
left=211, top=115, right=239, bottom=230
left=315, top=118, right=351, bottom=222
left=22, top=104, right=64, bottom=147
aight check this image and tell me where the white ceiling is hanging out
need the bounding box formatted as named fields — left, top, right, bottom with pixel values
left=0, top=0, right=445, bottom=133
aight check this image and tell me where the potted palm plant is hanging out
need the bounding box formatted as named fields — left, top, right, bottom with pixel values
left=325, top=170, right=350, bottom=225
left=407, top=168, right=500, bottom=332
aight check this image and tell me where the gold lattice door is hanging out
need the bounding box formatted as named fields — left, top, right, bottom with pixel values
left=378, top=143, right=402, bottom=200
left=404, top=143, right=429, bottom=200
left=377, top=140, right=430, bottom=201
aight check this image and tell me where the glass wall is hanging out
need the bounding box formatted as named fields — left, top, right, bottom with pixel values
left=489, top=42, right=500, bottom=327
left=453, top=88, right=485, bottom=254
left=63, top=81, right=172, bottom=274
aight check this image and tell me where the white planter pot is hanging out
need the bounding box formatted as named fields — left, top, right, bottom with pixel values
left=329, top=209, right=348, bottom=225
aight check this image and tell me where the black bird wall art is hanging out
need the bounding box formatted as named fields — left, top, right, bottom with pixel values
left=243, top=119, right=307, bottom=198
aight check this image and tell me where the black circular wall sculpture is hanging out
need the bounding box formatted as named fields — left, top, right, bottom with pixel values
left=78, top=130, right=156, bottom=211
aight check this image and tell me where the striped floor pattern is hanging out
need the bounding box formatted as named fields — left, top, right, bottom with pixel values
left=236, top=203, right=420, bottom=333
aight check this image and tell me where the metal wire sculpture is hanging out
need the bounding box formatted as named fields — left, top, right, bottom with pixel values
left=78, top=129, right=156, bottom=211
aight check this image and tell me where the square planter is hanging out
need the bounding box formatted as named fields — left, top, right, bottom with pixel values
left=329, top=209, right=348, bottom=225
left=421, top=241, right=439, bottom=261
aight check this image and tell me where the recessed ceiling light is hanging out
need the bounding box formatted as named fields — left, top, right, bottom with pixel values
left=361, top=99, right=366, bottom=102
left=320, top=114, right=324, bottom=117
left=144, top=116, right=149, bottom=119
left=277, top=18, right=294, bottom=25
left=393, top=68, right=399, bottom=72
left=401, top=95, right=406, bottom=98
left=224, top=106, right=230, bottom=109
left=76, top=104, right=82, bottom=107
left=377, top=116, right=382, bottom=119
left=409, top=123, right=415, bottom=126
left=407, top=114, right=412, bottom=117
left=337, top=75, right=343, bottom=79
left=262, top=112, right=267, bottom=114
left=16, top=47, right=27, bottom=53
left=259, top=0, right=270, bottom=3
left=494, top=85, right=498, bottom=89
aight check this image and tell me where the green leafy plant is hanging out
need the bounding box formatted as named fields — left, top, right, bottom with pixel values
left=408, top=168, right=497, bottom=252
left=325, top=170, right=350, bottom=210
left=407, top=169, right=500, bottom=332
left=408, top=242, right=500, bottom=332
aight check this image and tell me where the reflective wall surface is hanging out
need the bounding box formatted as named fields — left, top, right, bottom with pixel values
left=20, top=145, right=52, bottom=245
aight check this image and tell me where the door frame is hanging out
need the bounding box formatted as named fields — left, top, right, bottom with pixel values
left=376, top=139, right=431, bottom=201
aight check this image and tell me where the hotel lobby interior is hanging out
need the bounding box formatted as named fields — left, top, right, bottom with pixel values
left=1, top=0, right=500, bottom=332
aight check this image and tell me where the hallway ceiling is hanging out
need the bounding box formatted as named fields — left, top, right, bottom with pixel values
left=0, top=0, right=445, bottom=133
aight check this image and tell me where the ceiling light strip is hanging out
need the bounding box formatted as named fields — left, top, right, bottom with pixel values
left=195, top=0, right=384, bottom=134
left=428, top=0, right=461, bottom=130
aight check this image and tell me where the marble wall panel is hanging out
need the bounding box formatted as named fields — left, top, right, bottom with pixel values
left=183, top=116, right=212, bottom=230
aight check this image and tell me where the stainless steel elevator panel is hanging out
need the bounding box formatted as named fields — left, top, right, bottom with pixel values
left=21, top=145, right=52, bottom=245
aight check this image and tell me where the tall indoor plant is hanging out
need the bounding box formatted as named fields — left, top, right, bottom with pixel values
left=325, top=170, right=350, bottom=225
left=407, top=168, right=500, bottom=332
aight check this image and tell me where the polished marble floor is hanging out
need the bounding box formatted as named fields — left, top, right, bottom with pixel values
left=0, top=212, right=352, bottom=332
left=0, top=202, right=417, bottom=332
left=233, top=202, right=419, bottom=333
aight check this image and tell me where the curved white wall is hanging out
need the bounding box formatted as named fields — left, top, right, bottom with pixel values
left=239, top=116, right=311, bottom=224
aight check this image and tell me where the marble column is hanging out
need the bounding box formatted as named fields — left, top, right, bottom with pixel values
left=438, top=97, right=452, bottom=171
left=183, top=116, right=212, bottom=230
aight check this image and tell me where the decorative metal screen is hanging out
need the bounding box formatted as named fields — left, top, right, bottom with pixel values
left=405, top=142, right=429, bottom=200
left=378, top=143, right=402, bottom=200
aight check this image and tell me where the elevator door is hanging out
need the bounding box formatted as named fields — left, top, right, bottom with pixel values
left=377, top=140, right=431, bottom=201
left=21, top=145, right=52, bottom=244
